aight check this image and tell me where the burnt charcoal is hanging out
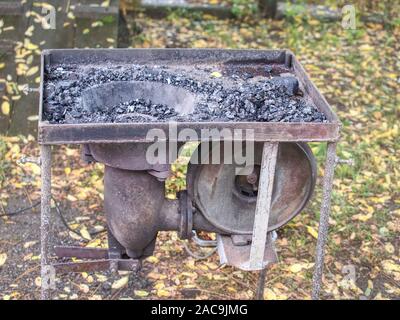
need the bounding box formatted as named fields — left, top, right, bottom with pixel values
left=43, top=64, right=327, bottom=124
left=265, top=65, right=273, bottom=73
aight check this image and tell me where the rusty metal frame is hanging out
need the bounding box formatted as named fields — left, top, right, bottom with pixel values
left=52, top=246, right=140, bottom=273
left=40, top=141, right=338, bottom=300
left=311, top=141, right=337, bottom=299
left=253, top=141, right=337, bottom=300
left=38, top=49, right=340, bottom=145
left=39, top=48, right=340, bottom=300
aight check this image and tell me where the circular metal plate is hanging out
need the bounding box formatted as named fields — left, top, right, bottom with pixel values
left=187, top=142, right=316, bottom=234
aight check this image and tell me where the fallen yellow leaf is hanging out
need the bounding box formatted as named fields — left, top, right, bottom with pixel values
left=264, top=288, right=277, bottom=300
left=0, top=253, right=7, bottom=267
left=111, top=276, right=129, bottom=290
left=352, top=212, right=373, bottom=222
left=26, top=66, right=39, bottom=77
left=382, top=260, right=400, bottom=273
left=157, top=289, right=170, bottom=298
left=80, top=227, right=92, bottom=241
left=146, top=256, right=159, bottom=263
left=210, top=71, right=222, bottom=78
left=134, top=290, right=149, bottom=297
left=67, top=194, right=77, bottom=202
left=287, top=262, right=314, bottom=273
left=306, top=226, right=318, bottom=239
left=1, top=101, right=10, bottom=115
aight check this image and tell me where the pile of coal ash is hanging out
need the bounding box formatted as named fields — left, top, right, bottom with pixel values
left=104, top=99, right=178, bottom=123
left=43, top=64, right=327, bottom=124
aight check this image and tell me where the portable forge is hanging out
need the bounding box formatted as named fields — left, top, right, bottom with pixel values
left=38, top=49, right=341, bottom=300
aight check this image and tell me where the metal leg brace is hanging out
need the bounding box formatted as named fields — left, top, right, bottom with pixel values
left=255, top=267, right=268, bottom=300
left=312, top=142, right=337, bottom=299
left=249, top=142, right=279, bottom=299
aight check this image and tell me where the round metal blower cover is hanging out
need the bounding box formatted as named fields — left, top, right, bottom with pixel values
left=187, top=142, right=317, bottom=234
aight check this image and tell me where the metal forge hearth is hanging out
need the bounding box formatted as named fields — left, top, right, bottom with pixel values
left=38, top=49, right=341, bottom=300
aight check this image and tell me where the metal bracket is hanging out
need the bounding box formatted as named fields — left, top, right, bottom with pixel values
left=53, top=246, right=140, bottom=273
left=312, top=142, right=338, bottom=300
left=178, top=191, right=193, bottom=240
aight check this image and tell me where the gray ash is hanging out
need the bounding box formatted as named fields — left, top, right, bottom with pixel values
left=43, top=64, right=327, bottom=124
left=108, top=99, right=178, bottom=123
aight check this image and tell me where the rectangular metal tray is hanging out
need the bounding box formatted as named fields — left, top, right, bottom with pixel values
left=38, top=48, right=340, bottom=144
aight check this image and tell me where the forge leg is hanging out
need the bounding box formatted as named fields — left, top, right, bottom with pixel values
left=248, top=142, right=278, bottom=300
left=312, top=142, right=337, bottom=300
left=255, top=267, right=268, bottom=300
left=40, top=145, right=52, bottom=300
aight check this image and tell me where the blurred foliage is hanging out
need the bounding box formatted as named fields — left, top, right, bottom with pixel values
left=230, top=0, right=258, bottom=19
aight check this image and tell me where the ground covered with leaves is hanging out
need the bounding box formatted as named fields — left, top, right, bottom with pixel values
left=0, top=9, right=399, bottom=300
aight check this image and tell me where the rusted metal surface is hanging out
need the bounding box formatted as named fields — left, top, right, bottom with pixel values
left=104, top=165, right=225, bottom=258
left=38, top=49, right=340, bottom=145
left=187, top=142, right=317, bottom=234
left=39, top=121, right=340, bottom=145
left=104, top=166, right=166, bottom=258
left=312, top=142, right=337, bottom=299
left=255, top=268, right=268, bottom=300
left=88, top=142, right=181, bottom=171
left=54, top=246, right=109, bottom=260
left=53, top=244, right=139, bottom=273
left=217, top=233, right=278, bottom=271
left=37, top=48, right=340, bottom=300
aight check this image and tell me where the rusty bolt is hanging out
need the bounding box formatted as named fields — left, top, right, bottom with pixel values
left=246, top=172, right=258, bottom=185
